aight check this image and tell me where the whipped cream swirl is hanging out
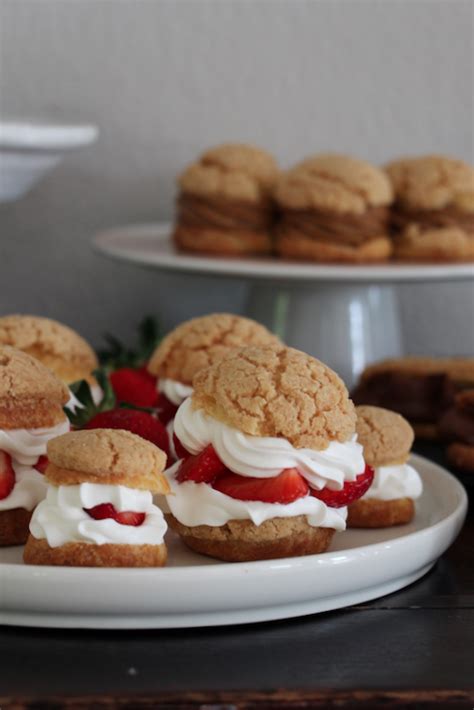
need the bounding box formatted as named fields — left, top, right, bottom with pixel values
left=174, top=398, right=364, bottom=490
left=30, top=483, right=167, bottom=547
left=0, top=420, right=70, bottom=511
left=165, top=462, right=347, bottom=530
left=159, top=378, right=193, bottom=407
left=362, top=463, right=423, bottom=501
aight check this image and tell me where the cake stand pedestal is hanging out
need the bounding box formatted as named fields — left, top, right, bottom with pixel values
left=94, top=223, right=474, bottom=387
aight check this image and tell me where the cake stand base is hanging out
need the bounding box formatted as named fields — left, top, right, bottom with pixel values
left=245, top=282, right=403, bottom=387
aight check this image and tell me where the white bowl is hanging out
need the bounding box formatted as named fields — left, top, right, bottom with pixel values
left=0, top=121, right=98, bottom=202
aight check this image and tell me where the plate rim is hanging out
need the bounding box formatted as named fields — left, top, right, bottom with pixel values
left=93, top=222, right=474, bottom=283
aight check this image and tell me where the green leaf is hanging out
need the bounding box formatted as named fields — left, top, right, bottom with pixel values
left=65, top=367, right=116, bottom=427
left=97, top=315, right=163, bottom=370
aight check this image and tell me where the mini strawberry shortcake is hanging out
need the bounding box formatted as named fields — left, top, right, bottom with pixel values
left=24, top=429, right=169, bottom=567
left=0, top=346, right=70, bottom=545
left=148, top=313, right=281, bottom=430
left=0, top=314, right=101, bottom=409
left=164, top=346, right=373, bottom=562
left=347, top=406, right=423, bottom=528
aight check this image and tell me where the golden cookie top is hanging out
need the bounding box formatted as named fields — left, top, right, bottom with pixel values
left=0, top=345, right=69, bottom=429
left=178, top=143, right=279, bottom=204
left=148, top=313, right=281, bottom=384
left=46, top=429, right=169, bottom=493
left=386, top=155, right=474, bottom=211
left=192, top=345, right=356, bottom=450
left=274, top=154, right=393, bottom=214
left=356, top=405, right=414, bottom=466
left=0, top=315, right=98, bottom=384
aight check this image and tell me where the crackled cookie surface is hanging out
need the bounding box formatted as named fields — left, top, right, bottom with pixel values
left=355, top=405, right=414, bottom=466
left=0, top=315, right=98, bottom=384
left=192, top=345, right=356, bottom=450
left=148, top=313, right=281, bottom=384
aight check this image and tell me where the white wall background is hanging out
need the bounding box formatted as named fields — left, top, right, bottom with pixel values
left=0, top=0, right=473, bottom=357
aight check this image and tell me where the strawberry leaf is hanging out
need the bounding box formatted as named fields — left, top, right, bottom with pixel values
left=98, top=316, right=162, bottom=370
left=66, top=368, right=116, bottom=428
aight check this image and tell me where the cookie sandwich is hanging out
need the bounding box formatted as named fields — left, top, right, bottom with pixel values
left=0, top=314, right=101, bottom=407
left=165, top=346, right=373, bottom=562
left=0, top=346, right=70, bottom=545
left=386, top=155, right=474, bottom=261
left=439, top=390, right=474, bottom=473
left=24, top=429, right=169, bottom=567
left=173, top=143, right=279, bottom=255
left=347, top=406, right=422, bottom=528
left=274, top=154, right=393, bottom=263
left=148, top=313, right=281, bottom=427
left=352, top=356, right=474, bottom=439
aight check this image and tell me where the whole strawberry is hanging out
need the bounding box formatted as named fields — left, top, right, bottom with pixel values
left=109, top=367, right=158, bottom=409
left=85, top=408, right=170, bottom=465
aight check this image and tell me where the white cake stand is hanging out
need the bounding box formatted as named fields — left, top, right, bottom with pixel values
left=93, top=222, right=474, bottom=386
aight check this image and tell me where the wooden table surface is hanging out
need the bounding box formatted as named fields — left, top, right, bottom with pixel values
left=1, top=444, right=473, bottom=710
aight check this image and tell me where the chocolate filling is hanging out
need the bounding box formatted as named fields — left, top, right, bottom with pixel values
left=391, top=204, right=474, bottom=235
left=351, top=372, right=456, bottom=424
left=177, top=194, right=274, bottom=232
left=277, top=206, right=389, bottom=246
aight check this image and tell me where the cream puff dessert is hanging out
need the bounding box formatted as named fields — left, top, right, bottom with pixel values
left=164, top=346, right=373, bottom=562
left=24, top=429, right=169, bottom=567
left=147, top=313, right=281, bottom=427
left=0, top=346, right=70, bottom=545
left=347, top=406, right=422, bottom=528
left=0, top=314, right=101, bottom=408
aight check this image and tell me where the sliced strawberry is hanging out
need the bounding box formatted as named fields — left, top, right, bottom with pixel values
left=213, top=467, right=309, bottom=504
left=115, top=511, right=146, bottom=526
left=110, top=367, right=159, bottom=408
left=85, top=408, right=170, bottom=464
left=156, top=392, right=178, bottom=426
left=0, top=451, right=15, bottom=500
left=310, top=464, right=375, bottom=508
left=35, top=455, right=49, bottom=475
left=84, top=503, right=145, bottom=526
left=176, top=445, right=227, bottom=483
left=173, top=433, right=190, bottom=460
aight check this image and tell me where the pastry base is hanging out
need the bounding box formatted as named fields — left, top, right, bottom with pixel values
left=167, top=513, right=334, bottom=562
left=277, top=233, right=392, bottom=263
left=23, top=536, right=167, bottom=567
left=347, top=497, right=415, bottom=528
left=0, top=507, right=32, bottom=546
left=174, top=225, right=272, bottom=256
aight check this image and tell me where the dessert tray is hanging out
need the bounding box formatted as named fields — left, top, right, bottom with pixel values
left=0, top=455, right=467, bottom=630
left=94, top=223, right=474, bottom=388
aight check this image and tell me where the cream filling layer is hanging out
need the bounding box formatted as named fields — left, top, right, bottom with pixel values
left=164, top=462, right=347, bottom=530
left=362, top=463, right=423, bottom=501
left=0, top=420, right=70, bottom=511
left=174, top=398, right=364, bottom=490
left=158, top=378, right=194, bottom=407
left=29, top=483, right=167, bottom=547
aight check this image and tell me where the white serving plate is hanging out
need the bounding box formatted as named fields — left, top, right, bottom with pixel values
left=0, top=455, right=467, bottom=630
left=93, top=223, right=474, bottom=283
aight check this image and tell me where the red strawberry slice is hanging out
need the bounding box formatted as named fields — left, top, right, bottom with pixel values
left=85, top=408, right=170, bottom=464
left=110, top=367, right=159, bottom=408
left=173, top=433, right=190, bottom=461
left=156, top=392, right=178, bottom=426
left=310, top=464, right=375, bottom=508
left=84, top=503, right=145, bottom=526
left=213, top=468, right=309, bottom=504
left=176, top=445, right=227, bottom=483
left=35, top=455, right=49, bottom=474
left=0, top=451, right=15, bottom=500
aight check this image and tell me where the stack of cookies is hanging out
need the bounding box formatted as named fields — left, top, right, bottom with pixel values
left=172, top=144, right=473, bottom=263
left=173, top=143, right=279, bottom=256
